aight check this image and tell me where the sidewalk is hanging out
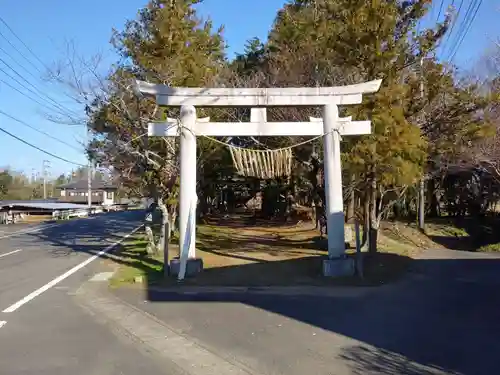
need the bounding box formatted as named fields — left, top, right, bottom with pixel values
left=75, top=246, right=500, bottom=375
left=76, top=276, right=453, bottom=375
left=75, top=280, right=257, bottom=375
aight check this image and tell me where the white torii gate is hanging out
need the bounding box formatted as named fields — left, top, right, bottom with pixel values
left=136, top=80, right=382, bottom=277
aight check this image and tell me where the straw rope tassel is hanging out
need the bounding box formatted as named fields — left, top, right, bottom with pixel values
left=241, top=148, right=248, bottom=176
left=262, top=151, right=270, bottom=179
left=256, top=151, right=263, bottom=179
left=227, top=143, right=294, bottom=180
left=248, top=149, right=255, bottom=177
left=278, top=150, right=282, bottom=178
left=236, top=147, right=245, bottom=175
left=229, top=147, right=237, bottom=171
left=252, top=150, right=259, bottom=178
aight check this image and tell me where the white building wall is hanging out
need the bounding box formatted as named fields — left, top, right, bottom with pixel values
left=102, top=191, right=115, bottom=206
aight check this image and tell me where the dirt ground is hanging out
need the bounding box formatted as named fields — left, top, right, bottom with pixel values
left=109, top=214, right=451, bottom=288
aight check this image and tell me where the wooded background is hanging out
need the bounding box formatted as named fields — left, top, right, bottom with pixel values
left=28, top=0, right=500, bottom=252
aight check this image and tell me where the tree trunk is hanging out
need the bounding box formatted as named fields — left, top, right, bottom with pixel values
left=368, top=221, right=379, bottom=256
left=145, top=224, right=156, bottom=255
left=369, top=172, right=378, bottom=254
left=362, top=190, right=369, bottom=249
left=428, top=178, right=440, bottom=217
left=169, top=207, right=177, bottom=238
left=157, top=197, right=169, bottom=256
left=418, top=178, right=425, bottom=231
left=144, top=198, right=157, bottom=256
left=346, top=173, right=356, bottom=223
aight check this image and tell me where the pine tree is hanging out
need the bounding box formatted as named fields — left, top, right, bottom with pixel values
left=84, top=0, right=227, bottom=253
left=112, top=0, right=225, bottom=86
left=254, top=0, right=450, bottom=250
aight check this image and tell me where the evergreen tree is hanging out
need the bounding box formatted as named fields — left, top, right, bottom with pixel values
left=250, top=0, right=451, bottom=250
left=84, top=0, right=227, bottom=252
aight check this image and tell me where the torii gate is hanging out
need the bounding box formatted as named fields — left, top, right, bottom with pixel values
left=136, top=80, right=382, bottom=277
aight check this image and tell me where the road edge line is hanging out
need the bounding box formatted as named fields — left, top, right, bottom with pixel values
left=0, top=249, right=22, bottom=258
left=0, top=223, right=59, bottom=240
left=2, top=224, right=143, bottom=313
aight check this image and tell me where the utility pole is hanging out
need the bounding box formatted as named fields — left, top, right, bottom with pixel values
left=42, top=160, right=50, bottom=199
left=87, top=127, right=92, bottom=209
left=418, top=56, right=425, bottom=231
left=87, top=162, right=92, bottom=208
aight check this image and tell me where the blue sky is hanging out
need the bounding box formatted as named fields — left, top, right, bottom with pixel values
left=0, top=0, right=498, bottom=178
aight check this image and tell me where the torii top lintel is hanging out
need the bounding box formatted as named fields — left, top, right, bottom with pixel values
left=135, top=79, right=382, bottom=107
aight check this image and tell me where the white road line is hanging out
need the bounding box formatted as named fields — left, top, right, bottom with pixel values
left=0, top=223, right=59, bottom=240
left=2, top=225, right=143, bottom=314
left=0, top=321, right=6, bottom=328
left=0, top=249, right=22, bottom=258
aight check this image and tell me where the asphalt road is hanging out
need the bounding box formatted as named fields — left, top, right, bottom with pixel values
left=4, top=212, right=500, bottom=375
left=115, top=248, right=500, bottom=375
left=0, top=212, right=172, bottom=375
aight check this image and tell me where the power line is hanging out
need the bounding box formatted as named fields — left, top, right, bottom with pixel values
left=0, top=77, right=68, bottom=117
left=439, top=0, right=464, bottom=58
left=0, top=28, right=43, bottom=75
left=436, top=0, right=445, bottom=22
left=444, top=0, right=478, bottom=60
left=0, top=15, right=82, bottom=119
left=0, top=71, right=73, bottom=119
left=0, top=64, right=82, bottom=122
left=0, top=109, right=83, bottom=152
left=0, top=16, right=51, bottom=72
left=0, top=44, right=41, bottom=84
left=448, top=0, right=482, bottom=63
left=0, top=123, right=85, bottom=166
left=0, top=21, right=86, bottom=112
left=0, top=56, right=80, bottom=117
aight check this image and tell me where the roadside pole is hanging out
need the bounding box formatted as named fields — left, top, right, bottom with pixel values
left=87, top=126, right=92, bottom=209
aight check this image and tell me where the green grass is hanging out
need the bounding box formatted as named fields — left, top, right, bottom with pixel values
left=108, top=220, right=416, bottom=288
left=477, top=243, right=500, bottom=252
left=108, top=235, right=165, bottom=288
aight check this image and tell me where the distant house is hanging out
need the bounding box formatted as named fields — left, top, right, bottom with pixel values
left=57, top=180, right=118, bottom=206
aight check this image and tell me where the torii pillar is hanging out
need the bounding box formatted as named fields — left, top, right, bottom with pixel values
left=136, top=80, right=382, bottom=277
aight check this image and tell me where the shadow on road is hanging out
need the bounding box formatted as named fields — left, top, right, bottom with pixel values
left=140, top=255, right=500, bottom=375
left=23, top=211, right=144, bottom=258
left=426, top=216, right=500, bottom=252
left=338, top=345, right=446, bottom=375
left=23, top=213, right=500, bottom=374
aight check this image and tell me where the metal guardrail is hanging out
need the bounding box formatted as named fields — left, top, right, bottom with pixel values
left=0, top=211, right=25, bottom=224
left=52, top=205, right=131, bottom=220
left=52, top=209, right=90, bottom=220
left=1, top=203, right=135, bottom=224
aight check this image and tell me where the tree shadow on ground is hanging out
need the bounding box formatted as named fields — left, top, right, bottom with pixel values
left=23, top=212, right=500, bottom=374
left=197, top=230, right=328, bottom=257
left=201, top=213, right=314, bottom=230
left=339, top=345, right=461, bottom=375
left=425, top=216, right=500, bottom=252
left=22, top=210, right=146, bottom=260
left=153, top=252, right=411, bottom=287
left=138, top=255, right=500, bottom=375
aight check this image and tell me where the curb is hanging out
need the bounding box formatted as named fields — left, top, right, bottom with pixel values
left=147, top=285, right=373, bottom=298
left=74, top=281, right=259, bottom=375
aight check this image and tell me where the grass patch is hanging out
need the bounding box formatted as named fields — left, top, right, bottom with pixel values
left=108, top=235, right=164, bottom=288
left=422, top=216, right=500, bottom=251
left=108, top=216, right=423, bottom=288
left=477, top=243, right=500, bottom=252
